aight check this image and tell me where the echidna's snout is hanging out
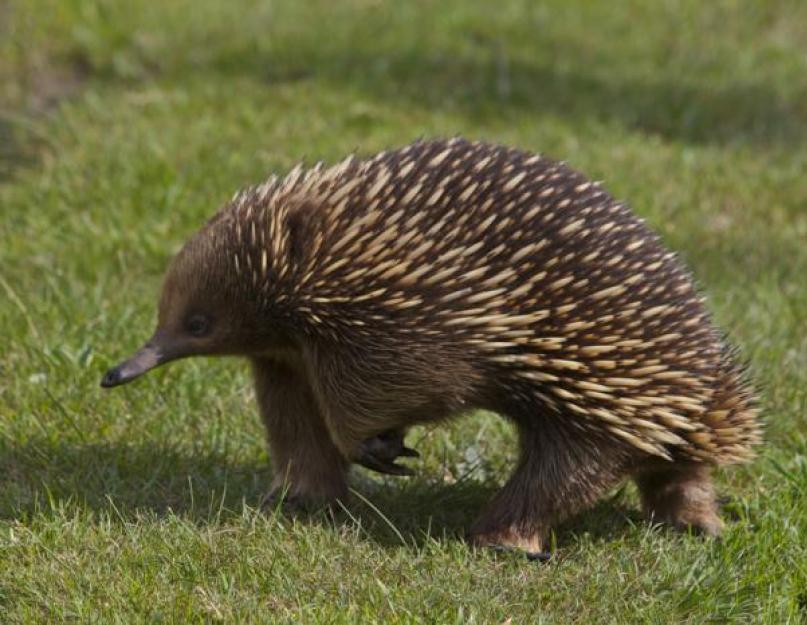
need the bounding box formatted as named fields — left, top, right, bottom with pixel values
left=100, top=335, right=173, bottom=388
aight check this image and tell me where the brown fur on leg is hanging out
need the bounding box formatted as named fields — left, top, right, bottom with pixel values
left=470, top=415, right=633, bottom=555
left=635, top=463, right=724, bottom=536
left=252, top=357, right=349, bottom=508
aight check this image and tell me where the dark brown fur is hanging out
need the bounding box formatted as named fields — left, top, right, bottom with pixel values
left=102, top=138, right=760, bottom=555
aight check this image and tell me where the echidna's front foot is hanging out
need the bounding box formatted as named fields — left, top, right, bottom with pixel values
left=354, top=428, right=419, bottom=476
left=260, top=464, right=348, bottom=515
left=260, top=486, right=344, bottom=514
left=260, top=489, right=307, bottom=513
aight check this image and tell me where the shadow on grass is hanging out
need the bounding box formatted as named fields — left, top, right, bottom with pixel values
left=0, top=439, right=641, bottom=550
left=1, top=61, right=89, bottom=184
left=0, top=440, right=272, bottom=520
left=0, top=117, right=33, bottom=184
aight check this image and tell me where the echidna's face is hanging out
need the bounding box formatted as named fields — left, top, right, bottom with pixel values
left=101, top=223, right=267, bottom=388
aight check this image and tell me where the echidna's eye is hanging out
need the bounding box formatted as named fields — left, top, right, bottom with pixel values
left=186, top=314, right=210, bottom=337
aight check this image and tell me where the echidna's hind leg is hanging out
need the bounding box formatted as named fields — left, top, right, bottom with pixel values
left=635, top=463, right=724, bottom=536
left=470, top=415, right=630, bottom=558
left=252, top=357, right=349, bottom=509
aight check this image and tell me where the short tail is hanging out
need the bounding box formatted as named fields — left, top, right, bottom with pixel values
left=698, top=346, right=762, bottom=464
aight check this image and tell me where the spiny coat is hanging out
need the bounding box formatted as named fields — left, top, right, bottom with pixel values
left=103, top=138, right=760, bottom=556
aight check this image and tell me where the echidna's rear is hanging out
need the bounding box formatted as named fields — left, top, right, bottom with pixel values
left=701, top=348, right=760, bottom=462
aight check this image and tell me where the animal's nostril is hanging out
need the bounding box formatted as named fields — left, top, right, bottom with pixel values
left=101, top=368, right=121, bottom=387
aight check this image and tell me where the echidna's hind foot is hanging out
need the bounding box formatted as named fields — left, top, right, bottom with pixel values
left=469, top=522, right=550, bottom=561
left=469, top=417, right=630, bottom=560
left=635, top=463, right=724, bottom=536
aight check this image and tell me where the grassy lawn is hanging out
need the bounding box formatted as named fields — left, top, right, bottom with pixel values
left=1, top=0, right=806, bottom=622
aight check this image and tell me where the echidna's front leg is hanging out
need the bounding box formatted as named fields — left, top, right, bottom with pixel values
left=470, top=418, right=630, bottom=559
left=251, top=357, right=349, bottom=509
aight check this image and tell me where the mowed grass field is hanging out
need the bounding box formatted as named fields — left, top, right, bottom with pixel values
left=1, top=1, right=806, bottom=622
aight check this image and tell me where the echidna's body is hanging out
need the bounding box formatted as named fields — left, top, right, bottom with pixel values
left=103, top=138, right=760, bottom=556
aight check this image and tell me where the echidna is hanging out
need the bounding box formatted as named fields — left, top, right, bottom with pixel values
left=101, top=138, right=760, bottom=557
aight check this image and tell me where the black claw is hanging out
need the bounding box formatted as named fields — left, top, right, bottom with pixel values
left=356, top=454, right=415, bottom=476
left=354, top=430, right=420, bottom=477
left=526, top=551, right=552, bottom=563
left=489, top=545, right=552, bottom=562
left=260, top=490, right=301, bottom=512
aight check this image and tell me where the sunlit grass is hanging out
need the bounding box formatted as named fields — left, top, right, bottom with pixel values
left=1, top=1, right=805, bottom=622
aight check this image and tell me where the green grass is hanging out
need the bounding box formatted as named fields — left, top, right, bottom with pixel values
left=1, top=0, right=806, bottom=622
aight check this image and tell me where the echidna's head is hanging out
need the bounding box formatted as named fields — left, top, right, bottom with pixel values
left=101, top=216, right=277, bottom=388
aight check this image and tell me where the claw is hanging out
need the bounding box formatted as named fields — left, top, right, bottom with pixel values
left=354, top=429, right=419, bottom=477
left=488, top=544, right=552, bottom=563
left=399, top=446, right=420, bottom=458
left=358, top=456, right=415, bottom=476
left=526, top=551, right=552, bottom=563
left=260, top=490, right=306, bottom=513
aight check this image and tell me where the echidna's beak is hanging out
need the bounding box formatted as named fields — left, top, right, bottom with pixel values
left=100, top=334, right=175, bottom=388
